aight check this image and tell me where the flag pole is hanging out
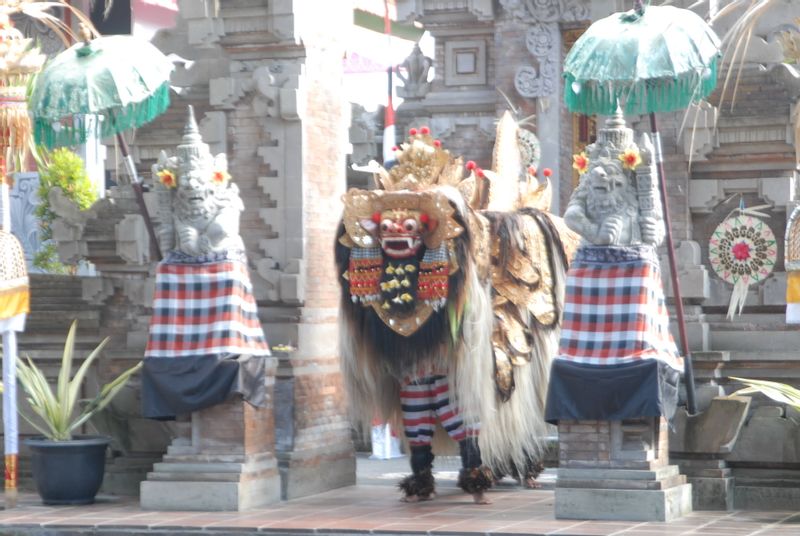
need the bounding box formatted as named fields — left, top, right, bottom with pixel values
left=383, top=0, right=396, bottom=169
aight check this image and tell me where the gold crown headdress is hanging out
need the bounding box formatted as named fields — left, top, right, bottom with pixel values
left=375, top=126, right=464, bottom=191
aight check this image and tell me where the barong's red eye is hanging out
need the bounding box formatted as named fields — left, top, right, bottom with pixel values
left=403, top=219, right=419, bottom=232
left=371, top=211, right=382, bottom=224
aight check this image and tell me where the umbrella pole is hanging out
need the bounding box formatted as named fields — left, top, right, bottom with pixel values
left=114, top=133, right=163, bottom=262
left=649, top=112, right=698, bottom=415
left=3, top=330, right=18, bottom=508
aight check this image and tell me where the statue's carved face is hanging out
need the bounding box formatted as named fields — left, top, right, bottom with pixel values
left=176, top=157, right=219, bottom=217
left=588, top=159, right=626, bottom=195
left=585, top=158, right=633, bottom=219
left=360, top=209, right=437, bottom=259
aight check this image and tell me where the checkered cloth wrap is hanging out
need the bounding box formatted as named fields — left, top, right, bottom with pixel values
left=145, top=257, right=271, bottom=358
left=556, top=245, right=682, bottom=371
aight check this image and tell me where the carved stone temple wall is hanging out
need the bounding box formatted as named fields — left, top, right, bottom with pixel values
left=41, top=0, right=355, bottom=503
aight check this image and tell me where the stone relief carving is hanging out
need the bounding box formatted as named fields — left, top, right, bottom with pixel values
left=397, top=0, right=494, bottom=21
left=10, top=11, right=65, bottom=56
left=514, top=22, right=559, bottom=98
left=396, top=44, right=433, bottom=100
left=8, top=173, right=41, bottom=268
left=349, top=103, right=381, bottom=166
left=499, top=0, right=589, bottom=22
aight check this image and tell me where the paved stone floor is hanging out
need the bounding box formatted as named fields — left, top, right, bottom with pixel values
left=0, top=454, right=798, bottom=535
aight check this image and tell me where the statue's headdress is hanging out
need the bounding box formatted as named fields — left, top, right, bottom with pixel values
left=153, top=106, right=230, bottom=189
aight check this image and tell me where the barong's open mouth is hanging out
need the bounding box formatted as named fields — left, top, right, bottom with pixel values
left=382, top=236, right=422, bottom=258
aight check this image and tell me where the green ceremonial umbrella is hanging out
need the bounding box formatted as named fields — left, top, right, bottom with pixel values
left=563, top=0, right=721, bottom=414
left=29, top=33, right=174, bottom=260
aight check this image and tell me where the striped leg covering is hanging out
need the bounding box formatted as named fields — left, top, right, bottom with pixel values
left=399, top=376, right=491, bottom=497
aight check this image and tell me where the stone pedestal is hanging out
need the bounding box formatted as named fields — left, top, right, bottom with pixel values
left=556, top=418, right=692, bottom=521
left=670, top=396, right=750, bottom=511
left=141, top=385, right=280, bottom=511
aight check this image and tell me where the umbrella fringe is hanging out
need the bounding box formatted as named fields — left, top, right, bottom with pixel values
left=34, top=82, right=171, bottom=150
left=564, top=57, right=718, bottom=116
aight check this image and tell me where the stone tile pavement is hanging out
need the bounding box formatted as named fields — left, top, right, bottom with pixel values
left=0, top=454, right=798, bottom=535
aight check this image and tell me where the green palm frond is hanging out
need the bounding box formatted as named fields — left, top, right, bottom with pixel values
left=16, top=320, right=141, bottom=441
left=729, top=376, right=800, bottom=411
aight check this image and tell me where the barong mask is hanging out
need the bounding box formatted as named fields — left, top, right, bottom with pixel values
left=340, top=131, right=466, bottom=335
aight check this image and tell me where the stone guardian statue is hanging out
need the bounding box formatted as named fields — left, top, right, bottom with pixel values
left=142, top=106, right=270, bottom=420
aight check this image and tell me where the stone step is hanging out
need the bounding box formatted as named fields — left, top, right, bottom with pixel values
left=557, top=466, right=680, bottom=481
left=703, top=312, right=793, bottom=324
left=145, top=471, right=243, bottom=483
left=708, top=330, right=800, bottom=353
left=25, top=315, right=100, bottom=330
left=734, top=485, right=800, bottom=510
left=694, top=362, right=800, bottom=384
left=716, top=115, right=791, bottom=128
left=556, top=474, right=687, bottom=491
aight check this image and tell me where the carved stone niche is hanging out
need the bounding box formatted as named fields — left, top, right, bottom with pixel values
left=444, top=39, right=487, bottom=86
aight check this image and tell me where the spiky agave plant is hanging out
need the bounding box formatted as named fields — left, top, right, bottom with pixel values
left=16, top=321, right=142, bottom=441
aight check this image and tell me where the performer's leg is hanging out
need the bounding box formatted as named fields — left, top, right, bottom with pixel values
left=522, top=456, right=546, bottom=489
left=398, top=378, right=436, bottom=502
left=431, top=376, right=493, bottom=504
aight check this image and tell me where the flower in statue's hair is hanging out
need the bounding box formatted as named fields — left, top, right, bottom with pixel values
left=465, top=160, right=477, bottom=171
left=157, top=169, right=177, bottom=188
left=528, top=166, right=537, bottom=176
left=543, top=168, right=552, bottom=177
left=572, top=152, right=589, bottom=174
left=212, top=170, right=231, bottom=185
left=619, top=147, right=642, bottom=170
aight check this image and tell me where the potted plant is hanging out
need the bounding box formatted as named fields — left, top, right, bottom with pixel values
left=17, top=321, right=141, bottom=505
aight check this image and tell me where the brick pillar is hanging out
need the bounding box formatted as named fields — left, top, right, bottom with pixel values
left=271, top=3, right=356, bottom=497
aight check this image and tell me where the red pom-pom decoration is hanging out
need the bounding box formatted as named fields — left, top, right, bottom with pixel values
left=420, top=213, right=430, bottom=224
left=465, top=160, right=477, bottom=171
left=476, top=168, right=485, bottom=178
left=409, top=127, right=418, bottom=136
left=528, top=166, right=537, bottom=175
left=420, top=126, right=430, bottom=135
left=391, top=146, right=398, bottom=151
left=433, top=139, right=441, bottom=147
left=371, top=211, right=382, bottom=224
left=543, top=168, right=553, bottom=177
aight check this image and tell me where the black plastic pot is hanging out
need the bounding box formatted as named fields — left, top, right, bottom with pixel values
left=24, top=435, right=110, bottom=505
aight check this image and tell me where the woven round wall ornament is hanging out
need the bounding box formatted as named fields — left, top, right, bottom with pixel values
left=708, top=214, right=776, bottom=319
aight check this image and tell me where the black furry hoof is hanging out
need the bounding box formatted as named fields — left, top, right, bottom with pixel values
left=458, top=465, right=494, bottom=494
left=398, top=468, right=435, bottom=500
